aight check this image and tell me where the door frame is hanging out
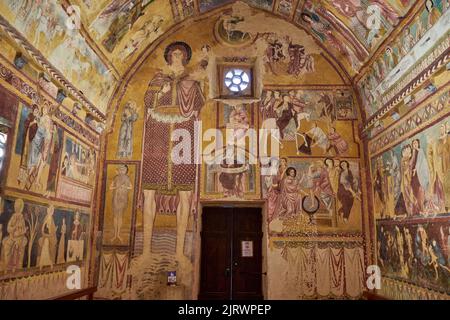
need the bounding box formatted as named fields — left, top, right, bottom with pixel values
left=193, top=201, right=268, bottom=300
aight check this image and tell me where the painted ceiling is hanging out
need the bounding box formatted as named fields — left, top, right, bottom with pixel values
left=0, top=0, right=419, bottom=117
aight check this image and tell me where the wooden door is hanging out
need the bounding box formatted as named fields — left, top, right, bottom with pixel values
left=199, top=207, right=263, bottom=300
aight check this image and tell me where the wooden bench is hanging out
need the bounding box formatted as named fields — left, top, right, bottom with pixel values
left=362, top=291, right=388, bottom=300
left=50, top=287, right=97, bottom=300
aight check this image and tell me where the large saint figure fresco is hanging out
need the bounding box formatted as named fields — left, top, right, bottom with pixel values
left=142, top=41, right=205, bottom=262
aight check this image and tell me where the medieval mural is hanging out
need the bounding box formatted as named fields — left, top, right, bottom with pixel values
left=0, top=0, right=117, bottom=114
left=95, top=3, right=368, bottom=300
left=358, top=1, right=450, bottom=118
left=0, top=58, right=98, bottom=298
left=0, top=198, right=90, bottom=273
left=0, top=0, right=448, bottom=301
left=371, top=112, right=450, bottom=293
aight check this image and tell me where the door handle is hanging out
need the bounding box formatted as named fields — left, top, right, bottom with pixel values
left=225, top=268, right=231, bottom=277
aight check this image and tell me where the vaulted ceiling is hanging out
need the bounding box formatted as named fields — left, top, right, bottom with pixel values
left=0, top=0, right=418, bottom=118
left=70, top=0, right=415, bottom=75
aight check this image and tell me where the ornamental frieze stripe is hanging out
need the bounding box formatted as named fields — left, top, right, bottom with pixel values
left=0, top=61, right=100, bottom=145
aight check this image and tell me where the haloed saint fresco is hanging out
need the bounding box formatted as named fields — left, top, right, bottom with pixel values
left=0, top=198, right=89, bottom=273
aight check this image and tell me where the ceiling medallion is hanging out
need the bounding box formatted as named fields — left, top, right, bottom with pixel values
left=214, top=15, right=252, bottom=47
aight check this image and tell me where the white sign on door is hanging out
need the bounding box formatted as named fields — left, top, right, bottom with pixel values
left=241, top=241, right=253, bottom=257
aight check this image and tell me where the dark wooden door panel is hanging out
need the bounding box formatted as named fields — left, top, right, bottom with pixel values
left=199, top=206, right=263, bottom=300
left=232, top=207, right=263, bottom=300
left=199, top=207, right=232, bottom=300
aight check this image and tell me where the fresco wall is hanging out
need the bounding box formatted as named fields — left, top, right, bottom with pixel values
left=98, top=3, right=368, bottom=300
left=0, top=0, right=118, bottom=114
left=0, top=51, right=100, bottom=299
left=357, top=0, right=450, bottom=300
left=368, top=86, right=450, bottom=297
left=357, top=1, right=450, bottom=119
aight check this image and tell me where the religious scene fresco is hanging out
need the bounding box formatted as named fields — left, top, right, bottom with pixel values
left=0, top=63, right=98, bottom=297
left=372, top=116, right=450, bottom=220
left=371, top=110, right=450, bottom=293
left=14, top=103, right=64, bottom=196
left=264, top=158, right=363, bottom=234
left=93, top=3, right=369, bottom=300
left=0, top=198, right=90, bottom=273
left=259, top=88, right=357, bottom=153
left=358, top=0, right=450, bottom=117
left=6, top=102, right=97, bottom=205
left=376, top=217, right=450, bottom=293
left=0, top=0, right=117, bottom=114
left=0, top=0, right=448, bottom=301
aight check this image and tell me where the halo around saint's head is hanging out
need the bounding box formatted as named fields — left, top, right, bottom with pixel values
left=164, top=41, right=192, bottom=66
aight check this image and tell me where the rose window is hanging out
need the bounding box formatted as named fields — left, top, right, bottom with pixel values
left=224, top=69, right=250, bottom=93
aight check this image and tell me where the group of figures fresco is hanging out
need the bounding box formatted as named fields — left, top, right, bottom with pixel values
left=264, top=34, right=315, bottom=77
left=13, top=103, right=96, bottom=197
left=372, top=117, right=450, bottom=219
left=61, top=137, right=97, bottom=186
left=2, top=0, right=116, bottom=114
left=377, top=218, right=450, bottom=292
left=294, top=0, right=417, bottom=73
left=259, top=89, right=354, bottom=155
left=15, top=103, right=62, bottom=194
left=373, top=115, right=450, bottom=292
left=0, top=198, right=89, bottom=273
left=358, top=0, right=449, bottom=116
left=213, top=6, right=316, bottom=77
left=263, top=157, right=362, bottom=233
left=88, top=0, right=165, bottom=60
left=199, top=0, right=274, bottom=12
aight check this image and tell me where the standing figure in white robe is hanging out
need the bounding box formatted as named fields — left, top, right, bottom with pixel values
left=307, top=122, right=329, bottom=153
